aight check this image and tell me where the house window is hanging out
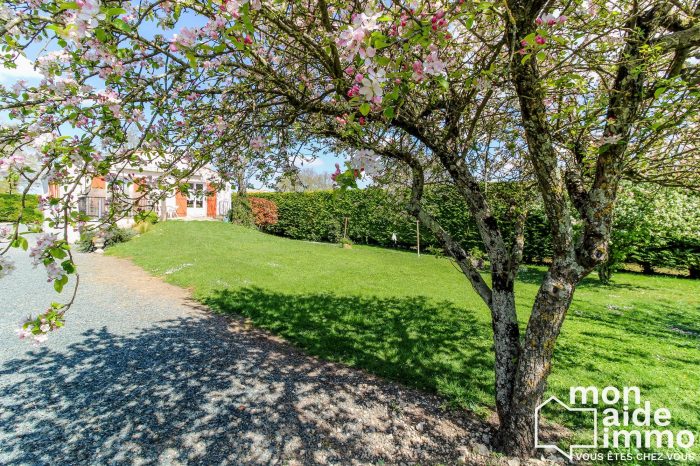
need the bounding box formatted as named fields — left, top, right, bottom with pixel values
left=187, top=182, right=205, bottom=208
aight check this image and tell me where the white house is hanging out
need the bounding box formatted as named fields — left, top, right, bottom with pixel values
left=39, top=159, right=232, bottom=241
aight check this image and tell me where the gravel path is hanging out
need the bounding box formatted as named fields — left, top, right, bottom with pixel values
left=0, top=237, right=508, bottom=465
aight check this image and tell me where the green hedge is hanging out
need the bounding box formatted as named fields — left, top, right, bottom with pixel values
left=0, top=193, right=43, bottom=223
left=253, top=186, right=552, bottom=262
left=253, top=184, right=700, bottom=277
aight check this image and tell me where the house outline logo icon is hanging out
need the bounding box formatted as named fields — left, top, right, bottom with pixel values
left=535, top=396, right=598, bottom=461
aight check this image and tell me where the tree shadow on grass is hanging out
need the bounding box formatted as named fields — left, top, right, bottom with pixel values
left=516, top=266, right=651, bottom=291
left=0, top=303, right=495, bottom=466
left=203, top=287, right=496, bottom=413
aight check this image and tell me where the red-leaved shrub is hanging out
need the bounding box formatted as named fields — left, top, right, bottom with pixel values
left=248, top=197, right=278, bottom=227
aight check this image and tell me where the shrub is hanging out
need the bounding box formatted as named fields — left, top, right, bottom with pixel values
left=76, top=225, right=136, bottom=252
left=228, top=195, right=255, bottom=227
left=0, top=193, right=43, bottom=224
left=133, top=221, right=155, bottom=235
left=248, top=197, right=278, bottom=228
left=134, top=210, right=159, bottom=225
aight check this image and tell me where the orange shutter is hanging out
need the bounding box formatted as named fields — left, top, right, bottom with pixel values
left=91, top=176, right=106, bottom=189
left=133, top=177, right=145, bottom=193
left=206, top=183, right=217, bottom=217
left=175, top=191, right=187, bottom=217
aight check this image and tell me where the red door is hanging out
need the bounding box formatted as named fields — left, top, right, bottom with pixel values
left=206, top=183, right=217, bottom=217
left=175, top=191, right=187, bottom=217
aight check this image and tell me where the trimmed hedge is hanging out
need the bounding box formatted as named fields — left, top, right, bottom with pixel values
left=0, top=193, right=43, bottom=224
left=253, top=184, right=699, bottom=277
left=253, top=186, right=552, bottom=262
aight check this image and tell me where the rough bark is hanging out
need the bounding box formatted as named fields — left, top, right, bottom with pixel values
left=236, top=167, right=247, bottom=197
left=501, top=266, right=578, bottom=456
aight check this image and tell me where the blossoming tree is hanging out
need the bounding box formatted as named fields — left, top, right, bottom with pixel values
left=1, top=0, right=699, bottom=457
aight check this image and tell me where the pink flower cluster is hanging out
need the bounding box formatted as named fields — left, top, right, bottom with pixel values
left=170, top=27, right=199, bottom=52
left=64, top=0, right=105, bottom=43
left=536, top=14, right=567, bottom=26
left=430, top=10, right=447, bottom=31
left=337, top=9, right=381, bottom=61
left=28, top=234, right=67, bottom=284
left=0, top=256, right=15, bottom=279
left=0, top=153, right=27, bottom=176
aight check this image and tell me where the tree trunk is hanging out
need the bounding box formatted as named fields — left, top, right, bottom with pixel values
left=490, top=274, right=521, bottom=430
left=499, top=269, right=577, bottom=457
left=598, top=260, right=612, bottom=284
left=236, top=168, right=247, bottom=197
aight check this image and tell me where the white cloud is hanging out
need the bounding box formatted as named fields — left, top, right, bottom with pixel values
left=0, top=55, right=42, bottom=84
left=295, top=158, right=324, bottom=168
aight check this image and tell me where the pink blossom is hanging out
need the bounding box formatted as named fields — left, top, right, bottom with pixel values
left=331, top=163, right=341, bottom=182
left=15, top=326, right=32, bottom=340
left=359, top=69, right=385, bottom=102
left=535, top=35, right=546, bottom=45
left=336, top=9, right=381, bottom=61
left=423, top=51, right=446, bottom=76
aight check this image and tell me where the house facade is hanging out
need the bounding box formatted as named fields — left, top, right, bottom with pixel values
left=40, top=162, right=231, bottom=241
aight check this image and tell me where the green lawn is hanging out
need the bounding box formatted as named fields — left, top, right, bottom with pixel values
left=109, top=221, right=700, bottom=461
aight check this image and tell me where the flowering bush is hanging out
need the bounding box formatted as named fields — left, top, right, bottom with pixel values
left=248, top=197, right=278, bottom=228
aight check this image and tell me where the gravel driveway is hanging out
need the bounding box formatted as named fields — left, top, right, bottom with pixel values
left=0, top=238, right=503, bottom=465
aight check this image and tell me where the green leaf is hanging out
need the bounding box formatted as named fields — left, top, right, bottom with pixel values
left=186, top=52, right=198, bottom=69
left=383, top=106, right=395, bottom=119
left=50, top=247, right=67, bottom=259
left=53, top=275, right=68, bottom=293
left=359, top=103, right=371, bottom=116
left=61, top=260, right=76, bottom=274
left=654, top=87, right=666, bottom=99
left=104, top=7, right=126, bottom=17
left=59, top=2, right=80, bottom=10
left=375, top=56, right=390, bottom=67
left=13, top=235, right=29, bottom=251
left=111, top=19, right=132, bottom=33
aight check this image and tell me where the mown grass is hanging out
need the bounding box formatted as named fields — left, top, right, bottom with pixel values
left=109, top=221, right=700, bottom=462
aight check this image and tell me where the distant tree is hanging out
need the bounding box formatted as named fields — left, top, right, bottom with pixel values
left=599, top=184, right=700, bottom=282
left=276, top=166, right=334, bottom=192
